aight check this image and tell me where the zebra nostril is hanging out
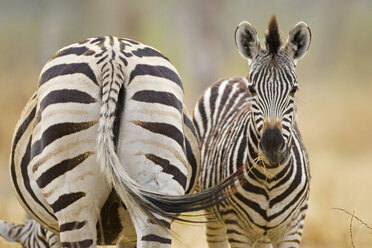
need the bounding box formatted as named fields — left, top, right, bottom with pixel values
left=258, top=141, right=264, bottom=152
left=279, top=141, right=286, bottom=153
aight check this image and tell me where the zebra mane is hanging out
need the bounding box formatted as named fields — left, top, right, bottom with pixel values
left=265, top=15, right=282, bottom=55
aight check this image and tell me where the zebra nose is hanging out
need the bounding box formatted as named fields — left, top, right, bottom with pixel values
left=259, top=125, right=286, bottom=165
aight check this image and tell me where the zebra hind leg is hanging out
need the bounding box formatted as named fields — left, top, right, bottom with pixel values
left=129, top=207, right=172, bottom=248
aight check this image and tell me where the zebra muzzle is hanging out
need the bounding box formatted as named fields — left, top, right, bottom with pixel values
left=258, top=125, right=288, bottom=165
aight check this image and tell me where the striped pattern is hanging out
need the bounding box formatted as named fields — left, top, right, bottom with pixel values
left=0, top=217, right=60, bottom=248
left=2, top=36, right=238, bottom=248
left=193, top=18, right=310, bottom=248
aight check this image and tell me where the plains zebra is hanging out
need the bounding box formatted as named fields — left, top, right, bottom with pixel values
left=193, top=16, right=311, bottom=247
left=0, top=217, right=60, bottom=248
left=1, top=104, right=199, bottom=248
left=4, top=36, right=238, bottom=248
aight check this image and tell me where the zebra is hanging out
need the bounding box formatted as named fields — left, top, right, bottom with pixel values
left=0, top=217, right=60, bottom=248
left=3, top=36, right=239, bottom=248
left=1, top=103, right=199, bottom=248
left=193, top=16, right=311, bottom=247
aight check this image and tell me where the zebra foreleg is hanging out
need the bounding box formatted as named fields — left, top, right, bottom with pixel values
left=253, top=236, right=273, bottom=248
left=271, top=213, right=306, bottom=248
left=205, top=215, right=229, bottom=248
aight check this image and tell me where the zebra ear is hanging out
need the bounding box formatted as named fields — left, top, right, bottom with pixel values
left=235, top=21, right=261, bottom=65
left=284, top=21, right=311, bottom=62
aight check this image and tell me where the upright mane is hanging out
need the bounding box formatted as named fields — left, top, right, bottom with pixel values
left=265, top=15, right=282, bottom=55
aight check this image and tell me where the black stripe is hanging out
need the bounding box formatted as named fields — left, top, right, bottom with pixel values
left=39, top=89, right=97, bottom=112
left=184, top=137, right=197, bottom=194
left=241, top=178, right=269, bottom=200
left=183, top=114, right=198, bottom=140
left=268, top=162, right=293, bottom=190
left=36, top=152, right=93, bottom=188
left=119, top=56, right=128, bottom=66
left=120, top=38, right=139, bottom=45
left=39, top=63, right=98, bottom=86
left=97, top=55, right=108, bottom=64
left=236, top=127, right=247, bottom=169
left=145, top=153, right=186, bottom=189
left=61, top=239, right=93, bottom=248
left=229, top=196, right=266, bottom=230
left=234, top=192, right=268, bottom=221
left=38, top=233, right=49, bottom=247
left=113, top=86, right=125, bottom=149
left=50, top=192, right=86, bottom=213
left=129, top=64, right=183, bottom=90
left=209, top=84, right=219, bottom=122
left=196, top=97, right=208, bottom=139
left=132, top=47, right=169, bottom=60
left=121, top=50, right=133, bottom=58
left=90, top=37, right=105, bottom=45
left=269, top=147, right=303, bottom=208
left=148, top=218, right=171, bottom=229
left=22, top=138, right=58, bottom=220
left=228, top=238, right=245, bottom=245
left=216, top=80, right=232, bottom=123
left=60, top=221, right=87, bottom=232
left=31, top=121, right=97, bottom=159
left=133, top=121, right=184, bottom=148
left=51, top=46, right=95, bottom=60
left=141, top=234, right=171, bottom=244
left=131, top=90, right=182, bottom=113
left=226, top=228, right=244, bottom=235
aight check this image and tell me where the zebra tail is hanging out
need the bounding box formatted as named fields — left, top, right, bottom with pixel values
left=96, top=61, right=243, bottom=223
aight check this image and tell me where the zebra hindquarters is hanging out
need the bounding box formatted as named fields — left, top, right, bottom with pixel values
left=31, top=72, right=112, bottom=247
left=114, top=77, right=187, bottom=248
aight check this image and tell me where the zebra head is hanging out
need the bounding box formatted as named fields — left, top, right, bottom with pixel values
left=235, top=15, right=311, bottom=166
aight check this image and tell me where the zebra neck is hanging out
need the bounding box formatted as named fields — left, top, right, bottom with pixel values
left=246, top=120, right=292, bottom=184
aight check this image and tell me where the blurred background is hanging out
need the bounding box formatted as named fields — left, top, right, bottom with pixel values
left=0, top=0, right=371, bottom=247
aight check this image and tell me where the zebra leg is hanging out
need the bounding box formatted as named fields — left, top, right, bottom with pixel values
left=0, top=220, right=24, bottom=243
left=205, top=215, right=228, bottom=248
left=45, top=172, right=110, bottom=248
left=0, top=218, right=61, bottom=248
left=57, top=214, right=98, bottom=248
left=254, top=236, right=272, bottom=248
left=273, top=229, right=303, bottom=248
left=129, top=207, right=172, bottom=248
left=272, top=213, right=306, bottom=248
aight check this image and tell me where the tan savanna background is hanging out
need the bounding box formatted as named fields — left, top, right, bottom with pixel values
left=0, top=0, right=371, bottom=247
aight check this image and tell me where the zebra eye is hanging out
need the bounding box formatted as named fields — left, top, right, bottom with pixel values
left=289, top=86, right=298, bottom=95
left=248, top=86, right=257, bottom=96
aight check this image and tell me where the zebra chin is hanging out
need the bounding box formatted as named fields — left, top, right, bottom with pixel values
left=259, top=147, right=290, bottom=167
